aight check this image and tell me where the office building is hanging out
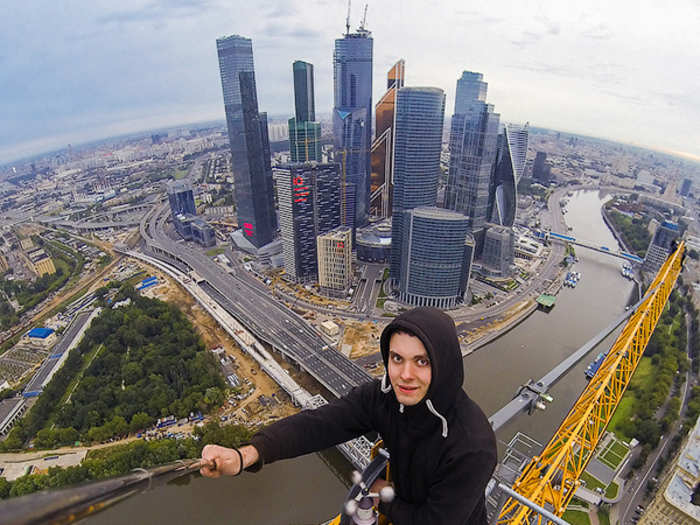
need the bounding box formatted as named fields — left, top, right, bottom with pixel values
left=532, top=151, right=550, bottom=184
left=333, top=21, right=373, bottom=230
left=317, top=227, right=353, bottom=296
left=491, top=123, right=529, bottom=227
left=390, top=87, right=446, bottom=281
left=370, top=60, right=405, bottom=218
left=642, top=220, right=680, bottom=273
left=288, top=61, right=321, bottom=162
left=444, top=71, right=500, bottom=249
left=639, top=415, right=700, bottom=524
left=679, top=178, right=692, bottom=197
left=398, top=207, right=472, bottom=309
left=216, top=34, right=276, bottom=248
left=167, top=179, right=196, bottom=216
left=481, top=224, right=515, bottom=277
left=277, top=163, right=341, bottom=282
left=172, top=214, right=216, bottom=248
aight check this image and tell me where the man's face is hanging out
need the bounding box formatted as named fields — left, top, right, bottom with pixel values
left=388, top=331, right=432, bottom=406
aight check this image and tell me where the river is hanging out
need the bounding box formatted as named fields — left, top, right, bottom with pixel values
left=88, top=189, right=635, bottom=524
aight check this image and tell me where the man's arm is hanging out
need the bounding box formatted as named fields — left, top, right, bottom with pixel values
left=378, top=449, right=496, bottom=525
left=250, top=380, right=378, bottom=466
left=200, top=380, right=379, bottom=475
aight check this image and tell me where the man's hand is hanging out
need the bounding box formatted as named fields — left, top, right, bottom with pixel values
left=200, top=444, right=259, bottom=478
left=370, top=478, right=392, bottom=507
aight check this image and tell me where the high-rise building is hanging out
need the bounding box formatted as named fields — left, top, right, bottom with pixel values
left=167, top=179, right=196, bottom=216
left=317, top=227, right=353, bottom=296
left=370, top=60, right=405, bottom=218
left=643, top=220, right=680, bottom=273
left=639, top=415, right=700, bottom=525
left=333, top=22, right=373, bottom=230
left=277, top=163, right=341, bottom=282
left=491, top=123, right=529, bottom=227
left=532, top=151, right=550, bottom=184
left=288, top=61, right=322, bottom=163
left=390, top=87, right=446, bottom=280
left=679, top=178, right=692, bottom=197
left=216, top=34, right=277, bottom=248
left=444, top=71, right=500, bottom=247
left=398, top=207, right=472, bottom=309
left=481, top=224, right=515, bottom=277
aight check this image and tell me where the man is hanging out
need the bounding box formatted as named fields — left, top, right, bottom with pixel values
left=201, top=307, right=497, bottom=524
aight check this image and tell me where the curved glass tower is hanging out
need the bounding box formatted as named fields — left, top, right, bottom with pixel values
left=389, top=87, right=446, bottom=281
left=491, top=123, right=529, bottom=227
left=399, top=207, right=472, bottom=309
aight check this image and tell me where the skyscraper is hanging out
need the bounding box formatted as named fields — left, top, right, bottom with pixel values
left=167, top=179, right=196, bottom=217
left=398, top=207, right=472, bottom=309
left=679, top=178, right=692, bottom=197
left=643, top=220, right=680, bottom=273
left=390, top=87, right=446, bottom=281
left=288, top=61, right=321, bottom=163
left=370, top=59, right=405, bottom=218
left=481, top=223, right=515, bottom=276
left=277, top=163, right=341, bottom=282
left=333, top=22, right=373, bottom=230
left=216, top=34, right=277, bottom=248
left=444, top=71, right=500, bottom=246
left=532, top=151, right=550, bottom=184
left=490, top=123, right=529, bottom=227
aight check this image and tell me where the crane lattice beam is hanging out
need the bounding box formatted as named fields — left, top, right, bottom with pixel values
left=497, top=241, right=685, bottom=524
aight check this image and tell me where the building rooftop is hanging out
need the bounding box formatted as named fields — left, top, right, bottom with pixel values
left=27, top=327, right=55, bottom=339
left=662, top=414, right=700, bottom=520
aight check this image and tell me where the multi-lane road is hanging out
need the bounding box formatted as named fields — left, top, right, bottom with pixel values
left=141, top=204, right=372, bottom=398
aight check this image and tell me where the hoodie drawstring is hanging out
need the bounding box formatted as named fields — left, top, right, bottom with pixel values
left=380, top=373, right=392, bottom=393
left=426, top=399, right=449, bottom=438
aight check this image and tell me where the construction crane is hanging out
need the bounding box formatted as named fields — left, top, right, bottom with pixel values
left=496, top=241, right=686, bottom=524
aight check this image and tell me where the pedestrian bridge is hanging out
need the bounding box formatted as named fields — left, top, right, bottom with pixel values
left=532, top=229, right=643, bottom=264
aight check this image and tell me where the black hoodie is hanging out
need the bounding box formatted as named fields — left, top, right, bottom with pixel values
left=250, top=307, right=497, bottom=524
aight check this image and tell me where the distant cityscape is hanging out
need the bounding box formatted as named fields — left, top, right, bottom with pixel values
left=0, top=7, right=700, bottom=525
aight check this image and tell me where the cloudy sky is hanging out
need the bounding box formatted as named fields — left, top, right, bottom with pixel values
left=2, top=0, right=700, bottom=163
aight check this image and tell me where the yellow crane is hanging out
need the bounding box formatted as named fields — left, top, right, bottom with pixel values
left=497, top=241, right=686, bottom=524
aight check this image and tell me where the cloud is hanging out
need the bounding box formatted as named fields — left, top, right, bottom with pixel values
left=582, top=23, right=613, bottom=40
left=96, top=0, right=217, bottom=26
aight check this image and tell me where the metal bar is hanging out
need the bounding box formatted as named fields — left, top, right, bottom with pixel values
left=496, top=483, right=570, bottom=525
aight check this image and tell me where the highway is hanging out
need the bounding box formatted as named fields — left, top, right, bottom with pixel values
left=141, top=203, right=372, bottom=398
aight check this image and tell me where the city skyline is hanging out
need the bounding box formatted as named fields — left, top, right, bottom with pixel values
left=3, top=1, right=699, bottom=165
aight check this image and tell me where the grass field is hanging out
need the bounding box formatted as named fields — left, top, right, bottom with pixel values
left=598, top=509, right=611, bottom=525
left=562, top=510, right=590, bottom=525
left=205, top=246, right=225, bottom=257
left=580, top=471, right=605, bottom=491
left=605, top=481, right=619, bottom=499
left=599, top=438, right=629, bottom=470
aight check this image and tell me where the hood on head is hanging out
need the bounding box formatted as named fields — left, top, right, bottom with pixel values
left=380, top=307, right=463, bottom=417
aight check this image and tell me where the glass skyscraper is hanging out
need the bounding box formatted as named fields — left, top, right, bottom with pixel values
left=277, top=163, right=341, bottom=282
left=288, top=61, right=321, bottom=163
left=370, top=59, right=405, bottom=219
left=167, top=179, right=196, bottom=217
left=399, top=207, right=472, bottom=309
left=491, top=123, right=529, bottom=227
left=216, top=34, right=276, bottom=248
left=333, top=26, right=373, bottom=230
left=444, top=71, right=500, bottom=247
left=390, top=87, right=446, bottom=281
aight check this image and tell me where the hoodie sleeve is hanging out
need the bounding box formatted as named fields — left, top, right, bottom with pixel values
left=378, top=447, right=496, bottom=525
left=249, top=380, right=378, bottom=467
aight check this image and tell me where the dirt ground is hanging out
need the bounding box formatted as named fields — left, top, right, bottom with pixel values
left=338, top=320, right=383, bottom=359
